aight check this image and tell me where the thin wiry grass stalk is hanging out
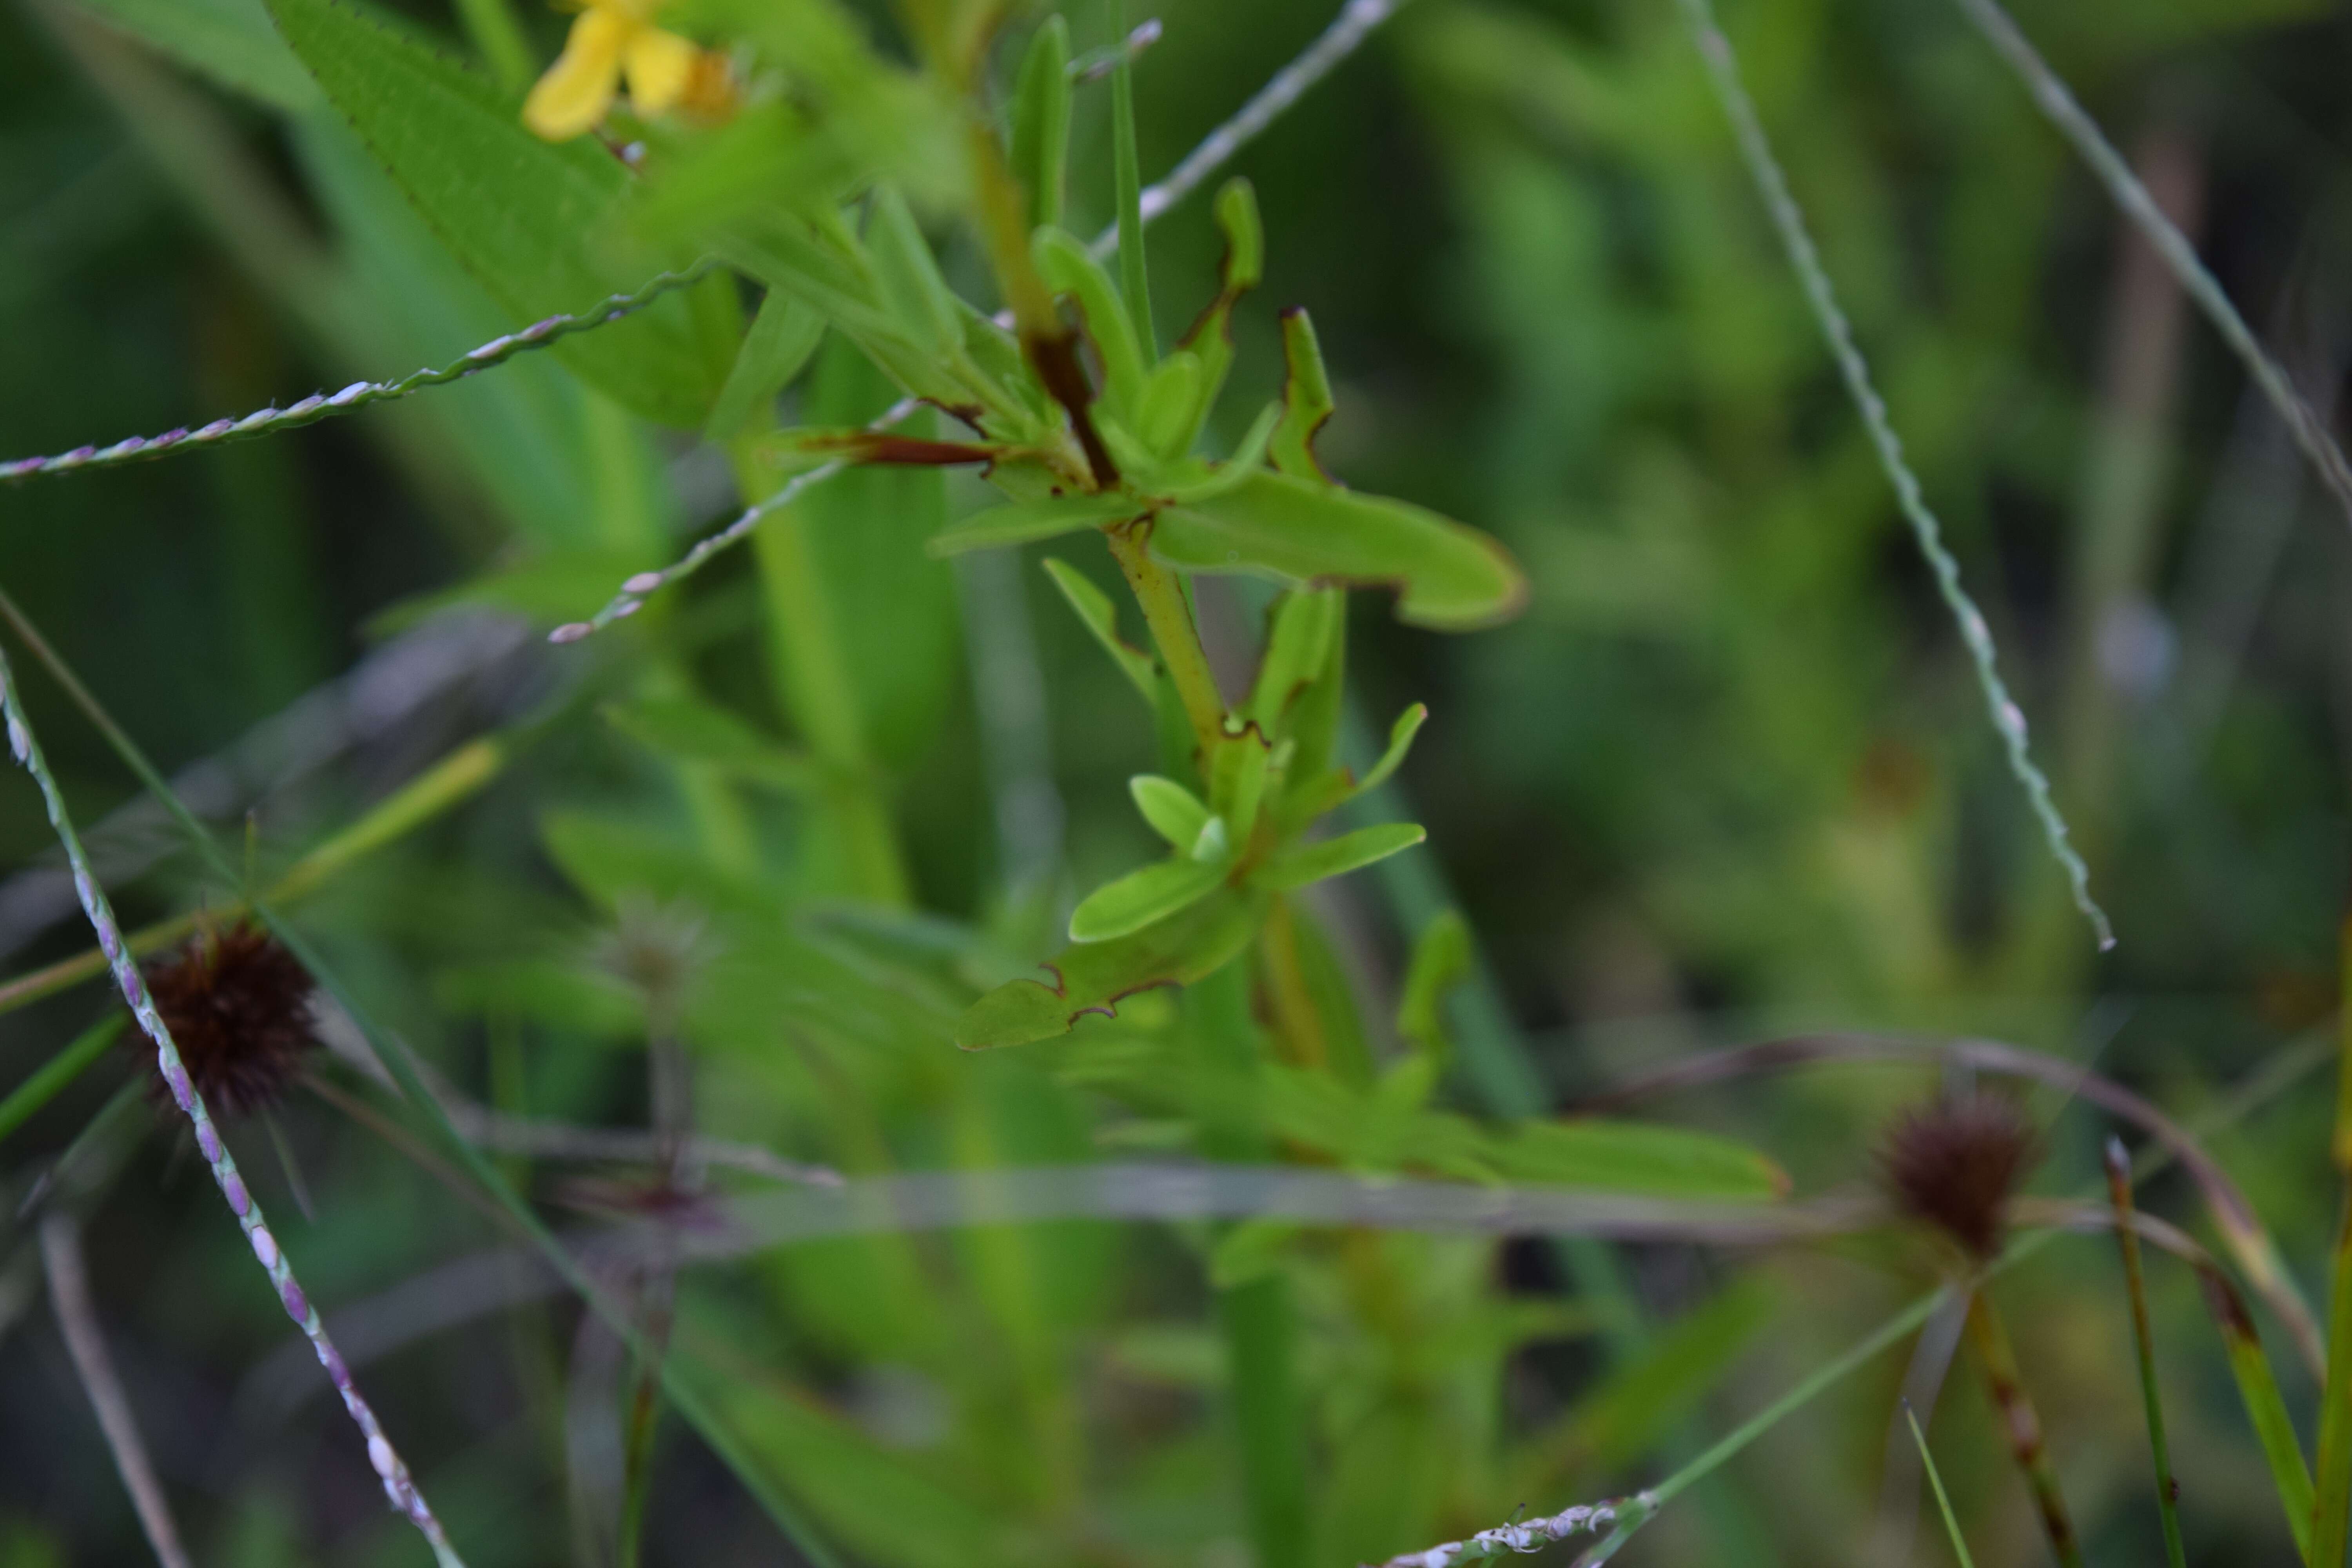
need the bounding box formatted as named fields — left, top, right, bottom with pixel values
left=1670, top=0, right=2112, bottom=952
left=1904, top=1401, right=1978, bottom=1568
left=0, top=266, right=715, bottom=484
left=0, top=651, right=466, bottom=1567
left=39, top=1213, right=194, bottom=1568
left=1966, top=1290, right=2084, bottom=1567
left=2105, top=1137, right=2187, bottom=1568
left=1948, top=0, right=2352, bottom=530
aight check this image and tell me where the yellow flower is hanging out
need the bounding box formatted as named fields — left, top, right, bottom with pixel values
left=523, top=0, right=728, bottom=142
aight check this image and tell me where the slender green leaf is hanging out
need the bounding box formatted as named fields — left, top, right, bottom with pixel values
left=1070, top=857, right=1230, bottom=942
left=1270, top=307, right=1335, bottom=480
left=265, top=0, right=731, bottom=426
left=1490, top=1120, right=1789, bottom=1200
left=1209, top=732, right=1271, bottom=843
left=1358, top=703, right=1428, bottom=795
left=1009, top=16, right=1072, bottom=229
left=956, top=888, right=1262, bottom=1048
left=1246, top=588, right=1342, bottom=731
left=1135, top=352, right=1205, bottom=459
left=929, top=494, right=1140, bottom=555
left=866, top=183, right=962, bottom=358
left=1131, top=775, right=1212, bottom=849
left=1396, top=909, right=1470, bottom=1058
left=1042, top=557, right=1157, bottom=702
left=1034, top=226, right=1145, bottom=413
left=1151, top=472, right=1528, bottom=631
left=1256, top=822, right=1425, bottom=892
left=1172, top=178, right=1262, bottom=453
left=706, top=290, right=827, bottom=440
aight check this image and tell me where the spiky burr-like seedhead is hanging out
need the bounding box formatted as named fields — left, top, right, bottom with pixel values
left=132, top=921, right=319, bottom=1116
left=1877, top=1092, right=2039, bottom=1261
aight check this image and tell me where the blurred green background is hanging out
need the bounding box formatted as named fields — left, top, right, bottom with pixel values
left=2, top=0, right=2351, bottom=1561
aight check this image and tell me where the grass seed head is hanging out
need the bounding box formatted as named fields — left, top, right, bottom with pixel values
left=1877, top=1091, right=2038, bottom=1261
left=133, top=920, right=320, bottom=1116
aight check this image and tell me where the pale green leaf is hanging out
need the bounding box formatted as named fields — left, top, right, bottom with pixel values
left=1034, top=225, right=1144, bottom=414
left=1131, top=775, right=1211, bottom=849
left=1270, top=307, right=1335, bottom=480
left=1488, top=1121, right=1789, bottom=1200
left=1255, top=822, right=1425, bottom=892
left=1009, top=16, right=1072, bottom=230
left=956, top=888, right=1262, bottom=1048
left=1042, top=557, right=1156, bottom=702
left=704, top=289, right=826, bottom=440
left=928, top=493, right=1140, bottom=556
left=1150, top=472, right=1528, bottom=631
left=1070, top=856, right=1230, bottom=942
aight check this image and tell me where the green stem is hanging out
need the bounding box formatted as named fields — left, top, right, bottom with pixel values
left=727, top=437, right=910, bottom=906
left=1187, top=961, right=1310, bottom=1568
left=2311, top=909, right=2352, bottom=1567
left=1967, top=1291, right=2084, bottom=1568
left=2105, top=1140, right=2187, bottom=1568
left=0, top=1013, right=123, bottom=1148
left=1107, top=526, right=1225, bottom=765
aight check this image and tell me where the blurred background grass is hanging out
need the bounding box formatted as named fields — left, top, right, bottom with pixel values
left=3, top=0, right=2352, bottom=1561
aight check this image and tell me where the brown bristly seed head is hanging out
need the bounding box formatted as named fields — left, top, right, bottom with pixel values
left=132, top=920, right=320, bottom=1117
left=1877, top=1092, right=2039, bottom=1261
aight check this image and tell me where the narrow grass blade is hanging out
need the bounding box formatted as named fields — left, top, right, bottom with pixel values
left=1903, top=1401, right=1977, bottom=1568
left=2105, top=1138, right=2187, bottom=1568
left=0, top=1013, right=122, bottom=1147
left=1671, top=0, right=2112, bottom=952
left=2196, top=1265, right=2314, bottom=1561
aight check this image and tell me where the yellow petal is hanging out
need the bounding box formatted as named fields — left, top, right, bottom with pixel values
left=622, top=27, right=697, bottom=118
left=523, top=9, right=630, bottom=141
